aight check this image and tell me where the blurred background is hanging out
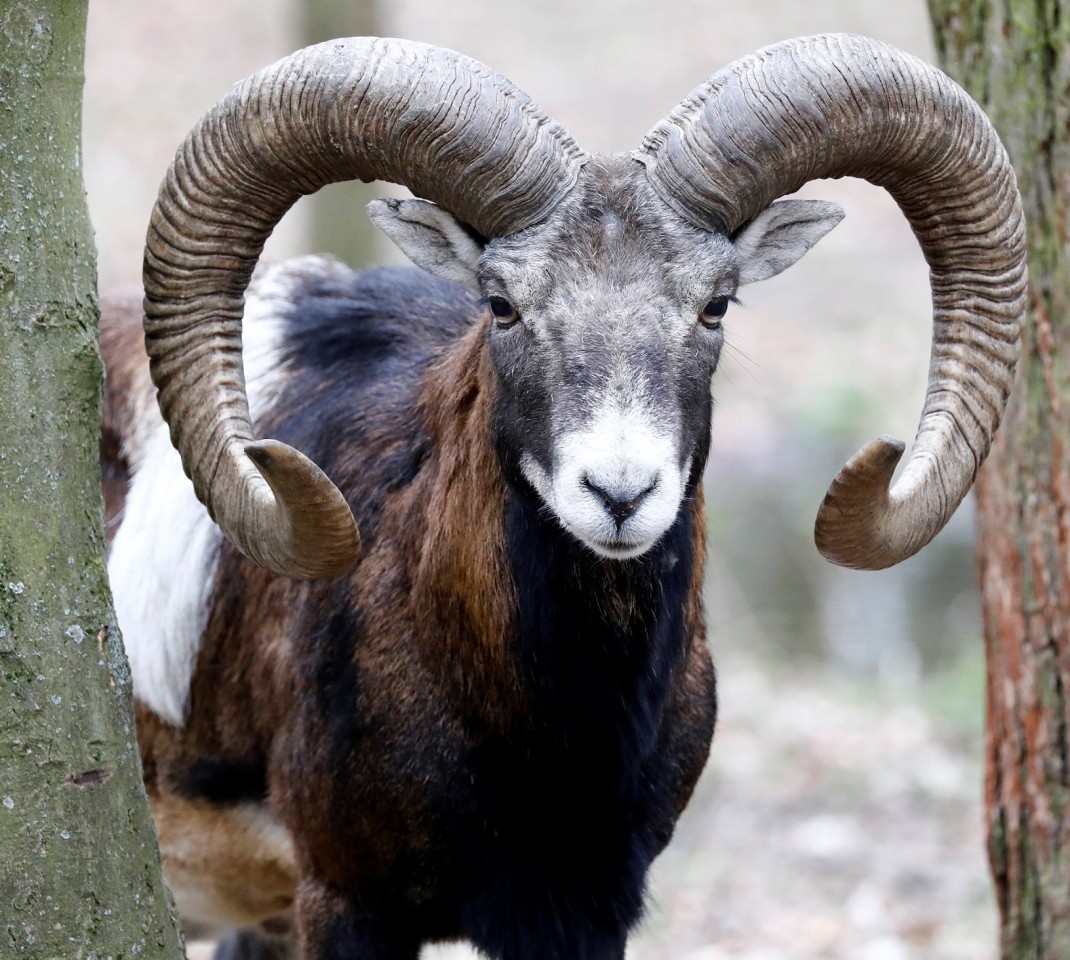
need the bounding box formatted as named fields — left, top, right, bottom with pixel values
left=83, top=2, right=993, bottom=958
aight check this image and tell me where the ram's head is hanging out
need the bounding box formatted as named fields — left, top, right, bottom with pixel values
left=143, top=34, right=1025, bottom=577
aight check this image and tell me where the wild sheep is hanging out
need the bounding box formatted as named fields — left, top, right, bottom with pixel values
left=103, top=33, right=1025, bottom=960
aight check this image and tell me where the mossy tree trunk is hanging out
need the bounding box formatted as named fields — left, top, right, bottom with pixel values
left=0, top=2, right=184, bottom=956
left=927, top=2, right=1070, bottom=957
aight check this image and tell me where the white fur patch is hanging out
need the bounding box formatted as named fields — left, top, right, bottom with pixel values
left=522, top=402, right=688, bottom=559
left=109, top=427, right=223, bottom=725
left=108, top=261, right=315, bottom=725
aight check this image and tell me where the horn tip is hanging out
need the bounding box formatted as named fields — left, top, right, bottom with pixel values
left=813, top=435, right=908, bottom=571
left=244, top=439, right=361, bottom=580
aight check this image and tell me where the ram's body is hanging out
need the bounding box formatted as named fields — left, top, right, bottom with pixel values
left=104, top=259, right=716, bottom=957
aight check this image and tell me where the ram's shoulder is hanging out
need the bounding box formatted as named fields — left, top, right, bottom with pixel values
left=248, top=257, right=482, bottom=374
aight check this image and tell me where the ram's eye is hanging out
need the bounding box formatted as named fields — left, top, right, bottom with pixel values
left=699, top=297, right=729, bottom=327
left=488, top=296, right=520, bottom=327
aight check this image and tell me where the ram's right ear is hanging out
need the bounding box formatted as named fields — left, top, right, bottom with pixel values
left=367, top=198, right=485, bottom=291
left=733, top=199, right=844, bottom=285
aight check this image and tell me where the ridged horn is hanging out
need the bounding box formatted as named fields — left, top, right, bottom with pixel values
left=634, top=33, right=1026, bottom=570
left=143, top=37, right=587, bottom=579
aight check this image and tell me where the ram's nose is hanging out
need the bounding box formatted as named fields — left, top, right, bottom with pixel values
left=582, top=475, right=658, bottom=529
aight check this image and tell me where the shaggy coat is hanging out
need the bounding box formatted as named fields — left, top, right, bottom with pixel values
left=104, top=263, right=717, bottom=959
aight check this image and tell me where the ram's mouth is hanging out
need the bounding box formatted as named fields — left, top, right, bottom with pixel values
left=587, top=535, right=655, bottom=561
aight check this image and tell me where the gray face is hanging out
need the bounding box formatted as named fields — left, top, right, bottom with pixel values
left=480, top=157, right=732, bottom=558
left=368, top=156, right=842, bottom=559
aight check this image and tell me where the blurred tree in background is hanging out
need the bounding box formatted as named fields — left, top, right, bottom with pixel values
left=928, top=2, right=1070, bottom=957
left=0, top=2, right=184, bottom=956
left=298, top=0, right=383, bottom=267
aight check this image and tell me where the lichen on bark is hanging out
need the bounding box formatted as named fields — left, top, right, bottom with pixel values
left=928, top=1, right=1070, bottom=957
left=0, top=2, right=184, bottom=957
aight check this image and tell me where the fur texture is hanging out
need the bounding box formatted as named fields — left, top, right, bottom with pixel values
left=107, top=264, right=301, bottom=725
left=106, top=260, right=717, bottom=958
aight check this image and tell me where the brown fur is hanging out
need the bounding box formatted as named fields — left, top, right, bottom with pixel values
left=409, top=326, right=521, bottom=725
left=99, top=291, right=157, bottom=543
left=129, top=319, right=515, bottom=902
left=104, top=289, right=715, bottom=949
left=675, top=489, right=716, bottom=819
left=149, top=789, right=296, bottom=928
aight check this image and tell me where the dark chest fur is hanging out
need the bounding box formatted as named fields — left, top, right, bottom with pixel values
left=280, top=484, right=713, bottom=958
left=440, top=486, right=710, bottom=957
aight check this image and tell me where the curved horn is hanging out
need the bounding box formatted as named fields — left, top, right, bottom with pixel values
left=144, top=37, right=586, bottom=579
left=634, top=33, right=1026, bottom=570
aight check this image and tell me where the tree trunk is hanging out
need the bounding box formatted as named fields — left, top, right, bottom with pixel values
left=0, top=2, right=185, bottom=956
left=927, top=2, right=1070, bottom=957
left=296, top=0, right=384, bottom=268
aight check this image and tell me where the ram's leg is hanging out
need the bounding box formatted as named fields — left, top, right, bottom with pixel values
left=295, top=879, right=422, bottom=960
left=214, top=921, right=296, bottom=960
left=473, top=915, right=627, bottom=960
left=493, top=932, right=626, bottom=960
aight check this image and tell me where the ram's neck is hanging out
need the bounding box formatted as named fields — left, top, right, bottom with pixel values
left=504, top=468, right=707, bottom=766
left=412, top=324, right=706, bottom=749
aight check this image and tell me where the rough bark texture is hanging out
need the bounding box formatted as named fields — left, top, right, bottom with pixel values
left=928, top=2, right=1070, bottom=957
left=0, top=2, right=185, bottom=957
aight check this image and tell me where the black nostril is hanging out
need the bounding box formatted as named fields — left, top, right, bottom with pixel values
left=582, top=476, right=657, bottom=528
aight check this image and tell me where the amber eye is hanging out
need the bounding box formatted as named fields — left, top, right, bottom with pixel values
left=488, top=296, right=520, bottom=327
left=700, top=297, right=729, bottom=327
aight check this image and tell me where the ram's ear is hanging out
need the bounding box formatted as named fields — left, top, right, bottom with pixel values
left=367, top=198, right=485, bottom=290
left=733, top=199, right=844, bottom=285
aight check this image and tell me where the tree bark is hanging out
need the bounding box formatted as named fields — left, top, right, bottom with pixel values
left=0, top=2, right=185, bottom=956
left=927, top=2, right=1070, bottom=957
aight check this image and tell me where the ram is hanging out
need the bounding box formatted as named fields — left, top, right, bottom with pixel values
left=103, top=33, right=1025, bottom=960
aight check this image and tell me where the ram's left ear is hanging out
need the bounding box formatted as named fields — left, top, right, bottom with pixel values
left=733, top=199, right=844, bottom=285
left=367, top=198, right=485, bottom=291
